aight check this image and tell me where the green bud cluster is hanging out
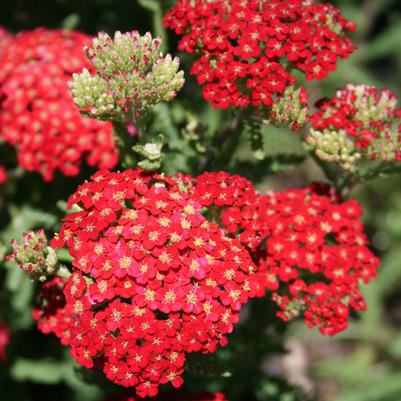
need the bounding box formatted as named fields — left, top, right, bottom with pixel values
left=8, top=230, right=59, bottom=282
left=270, top=86, right=309, bottom=130
left=70, top=31, right=185, bottom=120
left=309, top=84, right=401, bottom=172
left=307, top=129, right=361, bottom=172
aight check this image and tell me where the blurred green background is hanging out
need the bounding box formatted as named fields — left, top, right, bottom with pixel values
left=0, top=1, right=400, bottom=401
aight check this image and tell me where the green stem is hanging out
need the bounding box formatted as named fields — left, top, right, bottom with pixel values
left=201, top=108, right=248, bottom=171
left=113, top=121, right=138, bottom=169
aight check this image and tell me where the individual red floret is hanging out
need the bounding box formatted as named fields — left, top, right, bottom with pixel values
left=37, top=169, right=260, bottom=397
left=0, top=28, right=118, bottom=181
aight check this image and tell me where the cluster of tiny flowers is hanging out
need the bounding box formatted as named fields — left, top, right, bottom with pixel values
left=0, top=27, right=11, bottom=184
left=246, top=187, right=378, bottom=335
left=308, top=84, right=401, bottom=171
left=164, top=0, right=355, bottom=127
left=70, top=31, right=185, bottom=119
left=270, top=86, right=308, bottom=130
left=188, top=172, right=379, bottom=335
left=8, top=229, right=59, bottom=282
left=0, top=165, right=7, bottom=185
left=0, top=29, right=118, bottom=181
left=188, top=171, right=261, bottom=250
left=101, top=390, right=229, bottom=401
left=0, top=321, right=9, bottom=363
left=35, top=169, right=260, bottom=397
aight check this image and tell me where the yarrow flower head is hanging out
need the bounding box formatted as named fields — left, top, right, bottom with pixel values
left=36, top=169, right=260, bottom=397
left=164, top=0, right=356, bottom=128
left=8, top=229, right=59, bottom=282
left=0, top=321, right=9, bottom=363
left=308, top=84, right=401, bottom=171
left=70, top=31, right=185, bottom=120
left=163, top=171, right=380, bottom=335
left=0, top=29, right=118, bottom=181
left=238, top=185, right=379, bottom=336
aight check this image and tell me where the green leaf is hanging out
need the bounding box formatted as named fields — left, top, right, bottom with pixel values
left=61, top=14, right=80, bottom=30
left=11, top=359, right=67, bottom=384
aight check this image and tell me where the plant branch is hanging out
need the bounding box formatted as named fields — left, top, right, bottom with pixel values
left=113, top=121, right=138, bottom=169
left=200, top=108, right=249, bottom=171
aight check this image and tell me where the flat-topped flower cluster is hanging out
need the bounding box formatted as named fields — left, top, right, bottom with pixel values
left=9, top=168, right=378, bottom=396
left=0, top=29, right=118, bottom=181
left=34, top=169, right=261, bottom=396
left=164, top=0, right=355, bottom=128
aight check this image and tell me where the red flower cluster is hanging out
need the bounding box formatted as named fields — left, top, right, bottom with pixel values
left=0, top=28, right=11, bottom=184
left=33, top=278, right=72, bottom=346
left=39, top=169, right=260, bottom=397
left=189, top=173, right=379, bottom=335
left=0, top=165, right=7, bottom=184
left=189, top=171, right=262, bottom=252
left=0, top=29, right=118, bottom=181
left=165, top=0, right=355, bottom=117
left=311, top=84, right=401, bottom=161
left=0, top=321, right=10, bottom=362
left=102, top=390, right=228, bottom=401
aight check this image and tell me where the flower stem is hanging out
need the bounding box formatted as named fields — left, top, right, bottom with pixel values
left=113, top=121, right=138, bottom=169
left=201, top=108, right=248, bottom=171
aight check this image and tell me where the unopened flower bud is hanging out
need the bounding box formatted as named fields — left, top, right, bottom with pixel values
left=70, top=31, right=185, bottom=120
left=8, top=230, right=59, bottom=282
left=310, top=84, right=401, bottom=171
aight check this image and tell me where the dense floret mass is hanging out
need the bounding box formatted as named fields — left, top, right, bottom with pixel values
left=165, top=0, right=355, bottom=126
left=39, top=169, right=260, bottom=397
left=245, top=187, right=379, bottom=335
left=0, top=28, right=118, bottom=180
left=308, top=84, right=401, bottom=171
left=189, top=172, right=379, bottom=335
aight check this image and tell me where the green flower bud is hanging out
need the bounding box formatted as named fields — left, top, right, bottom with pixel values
left=8, top=230, right=59, bottom=282
left=69, top=31, right=185, bottom=120
left=270, top=86, right=309, bottom=130
left=306, top=129, right=361, bottom=172
left=310, top=84, right=401, bottom=171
